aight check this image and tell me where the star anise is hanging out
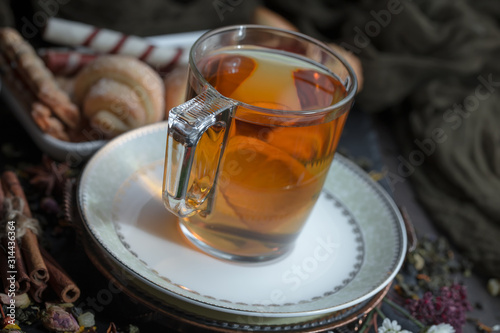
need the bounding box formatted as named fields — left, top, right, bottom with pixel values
left=24, top=155, right=71, bottom=196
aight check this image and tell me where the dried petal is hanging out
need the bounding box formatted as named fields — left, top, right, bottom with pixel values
left=42, top=305, right=79, bottom=332
left=0, top=293, right=31, bottom=309
left=14, top=293, right=31, bottom=309
left=77, top=312, right=95, bottom=328
left=40, top=197, right=60, bottom=215
left=3, top=323, right=22, bottom=330
left=427, top=323, right=455, bottom=333
left=413, top=253, right=425, bottom=270
left=487, top=278, right=500, bottom=297
left=0, top=293, right=10, bottom=305
left=128, top=325, right=140, bottom=333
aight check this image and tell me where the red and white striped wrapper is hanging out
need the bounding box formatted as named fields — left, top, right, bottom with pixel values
left=42, top=17, right=183, bottom=74
left=38, top=49, right=97, bottom=76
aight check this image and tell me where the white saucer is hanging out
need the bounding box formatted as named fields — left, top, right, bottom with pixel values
left=82, top=233, right=391, bottom=330
left=77, top=122, right=406, bottom=319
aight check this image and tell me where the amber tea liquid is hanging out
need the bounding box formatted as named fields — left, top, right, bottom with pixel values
left=181, top=48, right=349, bottom=259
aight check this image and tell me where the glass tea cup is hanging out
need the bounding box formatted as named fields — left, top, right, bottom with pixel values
left=163, top=25, right=357, bottom=262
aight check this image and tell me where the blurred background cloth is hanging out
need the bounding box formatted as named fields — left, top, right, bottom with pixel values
left=1, top=0, right=499, bottom=279
left=0, top=0, right=260, bottom=36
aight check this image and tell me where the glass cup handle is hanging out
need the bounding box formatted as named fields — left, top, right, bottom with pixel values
left=163, top=89, right=238, bottom=218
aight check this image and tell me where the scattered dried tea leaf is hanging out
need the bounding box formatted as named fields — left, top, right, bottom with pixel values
left=487, top=278, right=500, bottom=297
left=413, top=253, right=425, bottom=271
left=396, top=236, right=473, bottom=299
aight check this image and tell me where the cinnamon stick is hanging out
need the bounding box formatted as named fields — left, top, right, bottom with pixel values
left=0, top=177, right=4, bottom=218
left=1, top=172, right=80, bottom=304
left=1, top=171, right=49, bottom=284
left=22, top=230, right=48, bottom=283
left=0, top=246, right=13, bottom=294
left=0, top=237, right=30, bottom=295
left=40, top=248, right=81, bottom=303
left=0, top=179, right=30, bottom=295
left=1, top=180, right=28, bottom=295
left=29, top=279, right=47, bottom=303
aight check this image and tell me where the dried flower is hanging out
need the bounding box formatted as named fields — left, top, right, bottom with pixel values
left=426, top=323, right=455, bottom=333
left=378, top=318, right=413, bottom=333
left=405, top=284, right=471, bottom=333
left=42, top=305, right=80, bottom=332
left=40, top=196, right=60, bottom=215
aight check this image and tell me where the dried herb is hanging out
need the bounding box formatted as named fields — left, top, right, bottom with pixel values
left=380, top=235, right=475, bottom=333
left=395, top=236, right=473, bottom=299
left=13, top=305, right=40, bottom=326
left=24, top=155, right=73, bottom=197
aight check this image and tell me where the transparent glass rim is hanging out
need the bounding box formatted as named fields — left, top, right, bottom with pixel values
left=188, top=24, right=358, bottom=116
